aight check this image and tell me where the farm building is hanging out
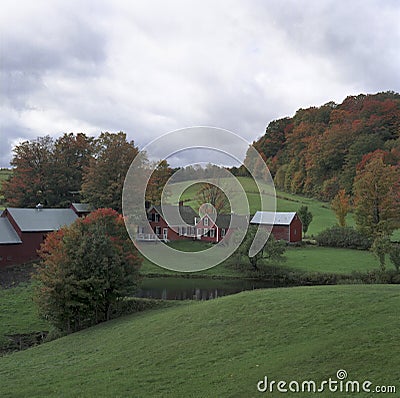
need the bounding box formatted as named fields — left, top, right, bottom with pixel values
left=194, top=213, right=248, bottom=243
left=0, top=203, right=89, bottom=267
left=250, top=211, right=302, bottom=243
left=70, top=202, right=92, bottom=217
left=137, top=202, right=247, bottom=243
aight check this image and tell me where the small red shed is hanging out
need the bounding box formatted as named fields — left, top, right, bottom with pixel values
left=250, top=211, right=302, bottom=243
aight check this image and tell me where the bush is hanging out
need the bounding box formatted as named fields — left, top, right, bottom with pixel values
left=109, top=297, right=171, bottom=319
left=35, top=208, right=142, bottom=333
left=315, top=226, right=372, bottom=250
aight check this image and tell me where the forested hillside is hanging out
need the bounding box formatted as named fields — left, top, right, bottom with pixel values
left=247, top=92, right=400, bottom=201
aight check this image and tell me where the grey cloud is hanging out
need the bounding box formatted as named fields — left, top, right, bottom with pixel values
left=1, top=0, right=399, bottom=168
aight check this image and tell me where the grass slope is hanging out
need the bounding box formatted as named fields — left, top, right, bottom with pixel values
left=168, top=177, right=347, bottom=236
left=140, top=241, right=385, bottom=276
left=0, top=285, right=399, bottom=397
left=0, top=284, right=49, bottom=346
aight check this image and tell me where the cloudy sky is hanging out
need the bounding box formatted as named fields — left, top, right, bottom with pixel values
left=1, top=0, right=399, bottom=167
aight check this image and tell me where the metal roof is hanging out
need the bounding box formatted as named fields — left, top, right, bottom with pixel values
left=214, top=214, right=248, bottom=229
left=71, top=203, right=92, bottom=213
left=250, top=211, right=297, bottom=226
left=6, top=208, right=78, bottom=232
left=0, top=217, right=22, bottom=244
left=151, top=204, right=198, bottom=225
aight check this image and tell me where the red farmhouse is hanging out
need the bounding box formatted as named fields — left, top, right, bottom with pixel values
left=137, top=202, right=248, bottom=243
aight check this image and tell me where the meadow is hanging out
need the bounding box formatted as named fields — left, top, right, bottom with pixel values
left=0, top=285, right=398, bottom=397
left=169, top=176, right=352, bottom=236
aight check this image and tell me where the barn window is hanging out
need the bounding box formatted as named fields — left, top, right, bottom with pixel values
left=155, top=226, right=161, bottom=235
left=210, top=229, right=215, bottom=238
left=204, top=228, right=208, bottom=236
left=155, top=213, right=160, bottom=222
left=221, top=228, right=226, bottom=237
left=204, top=217, right=209, bottom=226
left=7, top=256, right=12, bottom=261
left=294, top=229, right=297, bottom=235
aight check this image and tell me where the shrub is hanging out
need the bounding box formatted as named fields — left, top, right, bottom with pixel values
left=35, top=208, right=142, bottom=333
left=315, top=226, right=372, bottom=250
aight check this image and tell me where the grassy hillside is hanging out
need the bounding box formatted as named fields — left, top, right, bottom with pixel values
left=0, top=285, right=398, bottom=397
left=168, top=176, right=348, bottom=236
left=140, top=242, right=386, bottom=276
left=0, top=284, right=49, bottom=346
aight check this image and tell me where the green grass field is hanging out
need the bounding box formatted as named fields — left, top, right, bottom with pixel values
left=284, top=246, right=389, bottom=274
left=139, top=240, right=386, bottom=276
left=0, top=284, right=49, bottom=346
left=0, top=285, right=398, bottom=397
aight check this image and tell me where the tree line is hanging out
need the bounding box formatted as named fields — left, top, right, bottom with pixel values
left=1, top=132, right=174, bottom=212
left=247, top=91, right=400, bottom=269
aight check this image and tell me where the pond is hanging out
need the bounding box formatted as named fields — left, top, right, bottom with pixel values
left=136, top=277, right=276, bottom=300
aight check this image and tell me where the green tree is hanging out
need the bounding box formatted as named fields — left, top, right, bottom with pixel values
left=371, top=234, right=392, bottom=271
left=145, top=160, right=173, bottom=205
left=35, top=208, right=142, bottom=333
left=82, top=132, right=138, bottom=212
left=389, top=244, right=400, bottom=272
left=353, top=151, right=400, bottom=238
left=331, top=189, right=351, bottom=227
left=237, top=226, right=286, bottom=271
left=50, top=133, right=95, bottom=206
left=195, top=182, right=230, bottom=213
left=298, top=205, right=313, bottom=236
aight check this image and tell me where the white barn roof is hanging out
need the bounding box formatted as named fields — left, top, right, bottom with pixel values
left=250, top=211, right=297, bottom=226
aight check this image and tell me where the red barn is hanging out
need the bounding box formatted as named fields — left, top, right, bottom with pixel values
left=250, top=211, right=302, bottom=243
left=0, top=206, right=78, bottom=267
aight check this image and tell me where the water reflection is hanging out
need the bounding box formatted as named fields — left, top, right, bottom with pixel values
left=136, top=277, right=275, bottom=300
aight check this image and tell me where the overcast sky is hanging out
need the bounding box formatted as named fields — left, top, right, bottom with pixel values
left=1, top=0, right=399, bottom=167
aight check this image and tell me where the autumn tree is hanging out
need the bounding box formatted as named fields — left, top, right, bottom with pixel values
left=81, top=132, right=138, bottom=213
left=145, top=160, right=173, bottom=205
left=2, top=136, right=53, bottom=207
left=298, top=205, right=313, bottom=236
left=331, top=189, right=351, bottom=227
left=353, top=150, right=400, bottom=238
left=35, top=208, right=142, bottom=333
left=195, top=182, right=230, bottom=213
left=2, top=133, right=95, bottom=207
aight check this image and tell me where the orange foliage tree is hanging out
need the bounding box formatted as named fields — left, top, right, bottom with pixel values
left=331, top=189, right=351, bottom=227
left=35, top=208, right=142, bottom=333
